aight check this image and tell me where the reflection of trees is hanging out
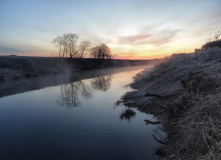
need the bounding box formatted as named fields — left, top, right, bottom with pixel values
left=58, top=75, right=113, bottom=108
left=91, top=75, right=112, bottom=91
left=58, top=81, right=92, bottom=107
left=119, top=107, right=136, bottom=122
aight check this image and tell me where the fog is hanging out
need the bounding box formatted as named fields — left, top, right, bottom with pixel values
left=0, top=65, right=155, bottom=99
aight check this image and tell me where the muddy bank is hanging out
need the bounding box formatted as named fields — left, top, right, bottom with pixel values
left=0, top=56, right=160, bottom=81
left=118, top=51, right=221, bottom=159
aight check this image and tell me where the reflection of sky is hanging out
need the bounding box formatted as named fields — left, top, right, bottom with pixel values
left=0, top=0, right=220, bottom=59
left=57, top=66, right=145, bottom=107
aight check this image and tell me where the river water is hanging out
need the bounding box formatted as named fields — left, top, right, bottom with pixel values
left=0, top=66, right=162, bottom=160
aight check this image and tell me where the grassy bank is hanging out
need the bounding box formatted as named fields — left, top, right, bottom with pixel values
left=0, top=56, right=160, bottom=81
left=118, top=50, right=221, bottom=159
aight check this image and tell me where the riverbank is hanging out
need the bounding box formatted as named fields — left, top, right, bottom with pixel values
left=0, top=56, right=160, bottom=81
left=118, top=51, right=221, bottom=159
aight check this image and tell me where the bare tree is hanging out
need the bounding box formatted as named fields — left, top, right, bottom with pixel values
left=90, top=43, right=113, bottom=60
left=78, top=41, right=91, bottom=58
left=62, top=34, right=68, bottom=57
left=51, top=35, right=63, bottom=57
left=52, top=34, right=113, bottom=60
left=52, top=33, right=79, bottom=58
left=65, top=33, right=79, bottom=58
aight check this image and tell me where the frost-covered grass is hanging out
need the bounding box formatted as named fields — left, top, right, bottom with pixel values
left=118, top=51, right=221, bottom=159
left=0, top=56, right=156, bottom=81
left=0, top=56, right=70, bottom=80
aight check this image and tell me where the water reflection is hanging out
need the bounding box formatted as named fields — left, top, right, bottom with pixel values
left=58, top=75, right=112, bottom=107
left=120, top=107, right=136, bottom=122
left=58, top=81, right=92, bottom=107
left=0, top=65, right=164, bottom=160
left=91, top=75, right=112, bottom=91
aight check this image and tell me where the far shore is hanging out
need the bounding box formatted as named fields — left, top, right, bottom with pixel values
left=0, top=56, right=161, bottom=81
left=0, top=65, right=149, bottom=99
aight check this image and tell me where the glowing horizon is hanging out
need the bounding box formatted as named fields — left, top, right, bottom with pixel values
left=0, top=0, right=220, bottom=60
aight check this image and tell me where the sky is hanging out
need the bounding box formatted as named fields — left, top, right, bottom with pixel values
left=0, top=0, right=220, bottom=59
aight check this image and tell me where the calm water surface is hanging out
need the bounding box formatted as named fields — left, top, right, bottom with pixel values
left=0, top=66, right=162, bottom=160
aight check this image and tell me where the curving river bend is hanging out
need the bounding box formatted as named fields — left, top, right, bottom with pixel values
left=0, top=65, right=162, bottom=160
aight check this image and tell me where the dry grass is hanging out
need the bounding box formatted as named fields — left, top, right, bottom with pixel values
left=166, top=91, right=221, bottom=159
left=118, top=51, right=221, bottom=159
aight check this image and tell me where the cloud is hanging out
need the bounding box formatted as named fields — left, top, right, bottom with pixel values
left=0, top=46, right=22, bottom=54
left=117, top=28, right=180, bottom=46
left=147, top=29, right=180, bottom=46
left=0, top=44, right=51, bottom=56
left=118, top=34, right=152, bottom=44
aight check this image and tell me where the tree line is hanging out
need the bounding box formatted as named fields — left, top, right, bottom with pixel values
left=52, top=33, right=114, bottom=59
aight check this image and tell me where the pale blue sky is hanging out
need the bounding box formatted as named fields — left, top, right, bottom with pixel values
left=0, top=0, right=220, bottom=59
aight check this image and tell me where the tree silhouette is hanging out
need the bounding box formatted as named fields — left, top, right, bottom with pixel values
left=52, top=33, right=79, bottom=58
left=90, top=43, right=113, bottom=60
left=78, top=41, right=91, bottom=58
left=52, top=34, right=114, bottom=60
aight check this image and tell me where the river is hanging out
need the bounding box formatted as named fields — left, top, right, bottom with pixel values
left=0, top=65, right=163, bottom=160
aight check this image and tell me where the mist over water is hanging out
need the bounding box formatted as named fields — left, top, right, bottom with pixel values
left=0, top=65, right=162, bottom=160
left=0, top=65, right=155, bottom=98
